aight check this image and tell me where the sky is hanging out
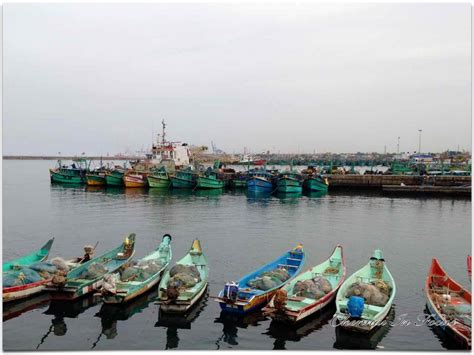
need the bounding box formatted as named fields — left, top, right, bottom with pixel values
left=3, top=3, right=472, bottom=155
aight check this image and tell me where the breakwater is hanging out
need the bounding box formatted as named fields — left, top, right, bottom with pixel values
left=326, top=174, right=471, bottom=188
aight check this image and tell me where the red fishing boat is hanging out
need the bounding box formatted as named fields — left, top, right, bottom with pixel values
left=425, top=258, right=471, bottom=349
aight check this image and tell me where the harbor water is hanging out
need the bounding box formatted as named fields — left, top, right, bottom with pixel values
left=3, top=160, right=471, bottom=351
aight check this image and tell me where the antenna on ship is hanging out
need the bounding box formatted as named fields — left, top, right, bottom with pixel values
left=161, top=119, right=166, bottom=145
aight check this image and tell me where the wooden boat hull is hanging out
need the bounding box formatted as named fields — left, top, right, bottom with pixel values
left=263, top=245, right=345, bottom=323
left=170, top=176, right=196, bottom=189
left=147, top=175, right=171, bottom=188
left=124, top=175, right=148, bottom=188
left=105, top=172, right=124, bottom=186
left=425, top=258, right=471, bottom=349
left=3, top=238, right=54, bottom=272
left=49, top=169, right=84, bottom=184
left=103, top=273, right=163, bottom=304
left=85, top=174, right=106, bottom=186
left=303, top=177, right=328, bottom=192
left=196, top=176, right=225, bottom=189
left=159, top=284, right=208, bottom=313
left=247, top=177, right=273, bottom=192
left=3, top=279, right=50, bottom=303
left=277, top=177, right=302, bottom=193
left=216, top=244, right=305, bottom=315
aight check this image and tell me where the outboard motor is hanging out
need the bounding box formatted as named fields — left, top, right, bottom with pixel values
left=347, top=296, right=365, bottom=318
left=223, top=282, right=239, bottom=302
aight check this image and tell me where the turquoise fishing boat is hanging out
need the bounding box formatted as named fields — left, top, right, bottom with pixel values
left=102, top=234, right=172, bottom=304
left=49, top=159, right=90, bottom=184
left=170, top=167, right=197, bottom=189
left=334, top=249, right=396, bottom=332
left=215, top=244, right=305, bottom=314
left=277, top=171, right=303, bottom=193
left=105, top=169, right=125, bottom=186
left=3, top=238, right=55, bottom=272
left=156, top=239, right=209, bottom=313
left=302, top=167, right=329, bottom=192
left=263, top=245, right=345, bottom=323
left=46, top=234, right=136, bottom=300
left=196, top=168, right=225, bottom=189
left=147, top=167, right=171, bottom=188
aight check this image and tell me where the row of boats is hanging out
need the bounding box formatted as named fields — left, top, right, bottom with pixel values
left=49, top=159, right=330, bottom=193
left=3, top=236, right=471, bottom=348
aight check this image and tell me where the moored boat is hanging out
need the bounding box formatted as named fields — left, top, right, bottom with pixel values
left=3, top=238, right=55, bottom=272
left=247, top=170, right=275, bottom=193
left=156, top=239, right=209, bottom=313
left=215, top=244, right=305, bottom=314
left=263, top=245, right=345, bottom=323
left=102, top=234, right=172, bottom=304
left=46, top=234, right=136, bottom=300
left=85, top=172, right=107, bottom=186
left=277, top=171, right=303, bottom=193
left=231, top=171, right=248, bottom=188
left=425, top=258, right=471, bottom=349
left=147, top=167, right=171, bottom=188
left=49, top=159, right=90, bottom=184
left=105, top=169, right=125, bottom=186
left=124, top=171, right=148, bottom=188
left=334, top=249, right=396, bottom=332
left=196, top=166, right=225, bottom=189
left=170, top=167, right=197, bottom=189
left=302, top=166, right=329, bottom=192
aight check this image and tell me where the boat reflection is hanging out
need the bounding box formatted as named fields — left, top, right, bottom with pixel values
left=91, top=288, right=159, bottom=348
left=194, top=189, right=224, bottom=198
left=275, top=191, right=303, bottom=203
left=85, top=186, right=106, bottom=193
left=304, top=191, right=328, bottom=198
left=333, top=307, right=395, bottom=350
left=423, top=306, right=467, bottom=350
left=36, top=294, right=102, bottom=349
left=264, top=305, right=335, bottom=349
left=155, top=289, right=208, bottom=349
left=3, top=292, right=51, bottom=322
left=214, top=310, right=268, bottom=349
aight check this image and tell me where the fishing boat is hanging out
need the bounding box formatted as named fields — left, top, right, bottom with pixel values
left=3, top=238, right=54, bottom=272
left=105, top=167, right=126, bottom=187
left=124, top=171, right=148, bottom=188
left=156, top=239, right=209, bottom=313
left=247, top=169, right=275, bottom=193
left=263, top=245, right=345, bottom=323
left=102, top=234, right=172, bottom=304
left=215, top=244, right=305, bottom=314
left=230, top=171, right=248, bottom=188
left=302, top=166, right=329, bottom=192
left=49, top=159, right=90, bottom=184
left=334, top=249, right=396, bottom=332
left=147, top=167, right=171, bottom=188
left=277, top=171, right=303, bottom=193
left=196, top=162, right=226, bottom=189
left=425, top=258, right=471, bottom=349
left=46, top=234, right=136, bottom=300
left=3, top=271, right=53, bottom=303
left=170, top=167, right=197, bottom=189
left=85, top=172, right=107, bottom=186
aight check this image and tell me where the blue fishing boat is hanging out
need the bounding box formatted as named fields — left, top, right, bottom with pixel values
left=247, top=170, right=275, bottom=193
left=215, top=244, right=305, bottom=314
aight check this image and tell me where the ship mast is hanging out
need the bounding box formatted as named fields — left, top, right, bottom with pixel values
left=161, top=119, right=166, bottom=145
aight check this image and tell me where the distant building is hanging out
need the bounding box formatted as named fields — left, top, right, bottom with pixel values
left=411, top=154, right=433, bottom=163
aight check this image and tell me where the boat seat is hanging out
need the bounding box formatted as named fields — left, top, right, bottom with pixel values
left=287, top=257, right=301, bottom=262
left=278, top=264, right=298, bottom=269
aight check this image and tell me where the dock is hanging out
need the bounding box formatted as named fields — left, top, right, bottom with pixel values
left=326, top=174, right=471, bottom=188
left=382, top=185, right=471, bottom=197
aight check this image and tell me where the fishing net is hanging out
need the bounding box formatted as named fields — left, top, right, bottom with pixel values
left=248, top=267, right=291, bottom=291
left=345, top=281, right=389, bottom=307
left=79, top=262, right=108, bottom=280
left=50, top=257, right=70, bottom=273
left=293, top=276, right=332, bottom=299
left=29, top=262, right=58, bottom=274
left=3, top=268, right=43, bottom=287
left=120, top=260, right=163, bottom=282
left=169, top=264, right=200, bottom=280
left=167, top=264, right=201, bottom=289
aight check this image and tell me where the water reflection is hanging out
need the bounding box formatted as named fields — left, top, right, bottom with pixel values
left=423, top=307, right=466, bottom=350
left=304, top=191, right=328, bottom=199
left=155, top=290, right=208, bottom=349
left=214, top=310, right=268, bottom=349
left=3, top=293, right=51, bottom=322
left=36, top=294, right=102, bottom=349
left=194, top=189, right=224, bottom=199
left=275, top=192, right=303, bottom=203
left=264, top=305, right=335, bottom=349
left=333, top=307, right=395, bottom=350
left=92, top=288, right=159, bottom=348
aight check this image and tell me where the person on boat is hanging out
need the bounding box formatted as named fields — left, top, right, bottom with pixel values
left=79, top=245, right=95, bottom=263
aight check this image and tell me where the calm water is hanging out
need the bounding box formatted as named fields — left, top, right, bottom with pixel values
left=3, top=160, right=471, bottom=351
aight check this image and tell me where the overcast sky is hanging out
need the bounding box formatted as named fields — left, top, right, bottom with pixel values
left=3, top=3, right=471, bottom=155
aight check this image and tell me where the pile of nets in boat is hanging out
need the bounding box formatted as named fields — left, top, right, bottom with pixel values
left=440, top=300, right=472, bottom=327
left=293, top=276, right=332, bottom=299
left=120, top=260, right=164, bottom=282
left=3, top=258, right=70, bottom=288
left=345, top=280, right=392, bottom=307
left=247, top=267, right=290, bottom=291
left=167, top=264, right=201, bottom=289
left=79, top=262, right=108, bottom=280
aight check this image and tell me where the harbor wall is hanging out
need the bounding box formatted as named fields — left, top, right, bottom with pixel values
left=326, top=174, right=471, bottom=188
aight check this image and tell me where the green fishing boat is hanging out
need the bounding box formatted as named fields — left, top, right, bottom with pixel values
left=102, top=234, right=172, bottom=304
left=263, top=245, right=345, bottom=323
left=49, top=159, right=90, bottom=184
left=302, top=167, right=329, bottom=192
left=156, top=239, right=209, bottom=313
left=85, top=172, right=106, bottom=186
left=147, top=167, right=171, bottom=188
left=277, top=172, right=303, bottom=193
left=231, top=176, right=248, bottom=188
left=196, top=168, right=225, bottom=189
left=3, top=238, right=55, bottom=272
left=334, top=249, right=396, bottom=332
left=46, top=234, right=136, bottom=300
left=105, top=169, right=125, bottom=186
left=170, top=167, right=197, bottom=189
